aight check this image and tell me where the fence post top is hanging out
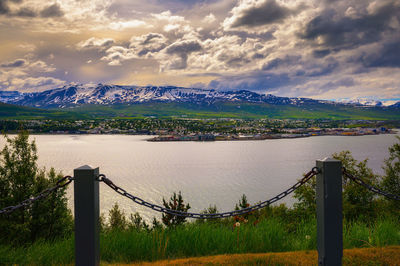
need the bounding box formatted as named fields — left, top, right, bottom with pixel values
left=317, top=157, right=341, bottom=163
left=75, top=165, right=96, bottom=171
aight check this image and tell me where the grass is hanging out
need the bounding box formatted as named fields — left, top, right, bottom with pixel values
left=127, top=246, right=400, bottom=265
left=67, top=102, right=400, bottom=120
left=2, top=100, right=399, bottom=120
left=1, top=217, right=399, bottom=264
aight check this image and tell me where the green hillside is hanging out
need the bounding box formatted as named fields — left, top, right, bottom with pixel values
left=1, top=101, right=399, bottom=120
left=66, top=102, right=400, bottom=120
left=0, top=102, right=87, bottom=120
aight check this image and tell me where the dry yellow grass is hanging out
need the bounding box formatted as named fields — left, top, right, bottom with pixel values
left=106, top=246, right=400, bottom=266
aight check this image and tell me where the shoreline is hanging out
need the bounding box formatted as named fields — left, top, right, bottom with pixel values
left=147, top=130, right=397, bottom=142
left=2, top=129, right=397, bottom=142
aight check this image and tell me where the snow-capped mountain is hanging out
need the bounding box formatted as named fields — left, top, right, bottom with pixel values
left=0, top=84, right=308, bottom=108
left=337, top=98, right=387, bottom=107
left=0, top=91, right=23, bottom=103
left=0, top=84, right=397, bottom=108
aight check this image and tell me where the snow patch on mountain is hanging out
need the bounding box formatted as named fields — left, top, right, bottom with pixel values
left=0, top=84, right=397, bottom=109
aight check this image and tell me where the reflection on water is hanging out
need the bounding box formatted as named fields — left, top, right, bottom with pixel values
left=1, top=132, right=398, bottom=222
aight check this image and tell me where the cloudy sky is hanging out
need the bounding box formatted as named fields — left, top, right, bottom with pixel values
left=0, top=0, right=399, bottom=103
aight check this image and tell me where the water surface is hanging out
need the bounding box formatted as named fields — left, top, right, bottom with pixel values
left=1, top=133, right=398, bottom=222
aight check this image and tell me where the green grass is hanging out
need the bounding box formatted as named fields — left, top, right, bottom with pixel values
left=66, top=102, right=400, bottom=120
left=0, top=102, right=88, bottom=120
left=1, top=218, right=399, bottom=264
left=1, top=100, right=399, bottom=120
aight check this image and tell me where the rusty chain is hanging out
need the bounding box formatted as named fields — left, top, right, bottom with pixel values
left=0, top=175, right=74, bottom=215
left=98, top=167, right=318, bottom=219
left=342, top=167, right=400, bottom=201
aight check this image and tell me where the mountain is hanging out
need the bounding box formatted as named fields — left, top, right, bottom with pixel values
left=390, top=101, right=400, bottom=108
left=0, top=84, right=332, bottom=108
left=0, top=84, right=399, bottom=120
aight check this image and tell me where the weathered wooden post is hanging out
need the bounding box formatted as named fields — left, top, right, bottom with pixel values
left=316, top=158, right=343, bottom=266
left=74, top=165, right=100, bottom=266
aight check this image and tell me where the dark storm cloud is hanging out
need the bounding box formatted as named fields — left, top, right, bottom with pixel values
left=209, top=72, right=292, bottom=91
left=0, top=0, right=10, bottom=14
left=0, top=0, right=37, bottom=17
left=142, top=33, right=164, bottom=45
left=166, top=40, right=202, bottom=55
left=165, top=40, right=202, bottom=70
left=361, top=40, right=400, bottom=68
left=229, top=0, right=293, bottom=28
left=319, top=77, right=355, bottom=92
left=301, top=1, right=400, bottom=50
left=40, top=3, right=63, bottom=18
left=1, top=59, right=26, bottom=67
left=262, top=55, right=302, bottom=70
left=307, top=58, right=338, bottom=77
left=15, top=7, right=36, bottom=17
left=312, top=49, right=331, bottom=58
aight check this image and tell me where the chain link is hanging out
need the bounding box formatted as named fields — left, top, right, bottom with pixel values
left=0, top=175, right=74, bottom=215
left=98, top=168, right=318, bottom=219
left=343, top=168, right=400, bottom=201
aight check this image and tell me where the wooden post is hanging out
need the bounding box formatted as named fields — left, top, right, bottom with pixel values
left=74, top=165, right=100, bottom=266
left=316, top=158, right=343, bottom=266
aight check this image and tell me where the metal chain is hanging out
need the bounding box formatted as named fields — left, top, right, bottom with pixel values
left=99, top=168, right=318, bottom=219
left=342, top=167, right=400, bottom=201
left=0, top=175, right=74, bottom=215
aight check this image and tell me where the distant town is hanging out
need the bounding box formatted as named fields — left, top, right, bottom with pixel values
left=0, top=118, right=397, bottom=141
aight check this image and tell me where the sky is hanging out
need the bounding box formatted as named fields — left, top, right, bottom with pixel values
left=0, top=0, right=399, bottom=104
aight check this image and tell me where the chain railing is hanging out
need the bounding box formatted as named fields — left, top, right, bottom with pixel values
left=98, top=167, right=319, bottom=219
left=343, top=167, right=400, bottom=201
left=0, top=175, right=74, bottom=215
left=2, top=167, right=399, bottom=217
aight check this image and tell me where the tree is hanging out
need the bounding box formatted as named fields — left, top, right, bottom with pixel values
left=381, top=136, right=400, bottom=215
left=108, top=202, right=127, bottom=231
left=235, top=194, right=251, bottom=219
left=161, top=191, right=190, bottom=227
left=0, top=132, right=72, bottom=244
left=293, top=150, right=378, bottom=221
left=293, top=175, right=317, bottom=218
left=128, top=212, right=149, bottom=231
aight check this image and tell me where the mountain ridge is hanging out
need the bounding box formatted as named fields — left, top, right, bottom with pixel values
left=1, top=84, right=397, bottom=109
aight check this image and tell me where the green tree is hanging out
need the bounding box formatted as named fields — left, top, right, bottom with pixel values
left=335, top=151, right=378, bottom=221
left=235, top=194, right=251, bottom=219
left=0, top=132, right=72, bottom=244
left=293, top=175, right=317, bottom=218
left=152, top=217, right=162, bottom=230
left=108, top=202, right=127, bottom=231
left=381, top=136, right=400, bottom=215
left=293, top=150, right=378, bottom=221
left=128, top=212, right=149, bottom=231
left=161, top=191, right=190, bottom=227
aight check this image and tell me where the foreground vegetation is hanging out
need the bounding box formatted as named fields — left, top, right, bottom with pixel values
left=0, top=218, right=399, bottom=264
left=0, top=132, right=399, bottom=264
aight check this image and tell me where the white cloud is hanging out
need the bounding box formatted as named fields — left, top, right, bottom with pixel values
left=77, top=37, right=115, bottom=50
left=202, top=13, right=216, bottom=24
left=152, top=10, right=185, bottom=23
left=108, top=19, right=149, bottom=30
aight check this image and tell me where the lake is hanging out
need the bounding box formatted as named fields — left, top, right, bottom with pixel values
left=1, top=132, right=399, bottom=222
